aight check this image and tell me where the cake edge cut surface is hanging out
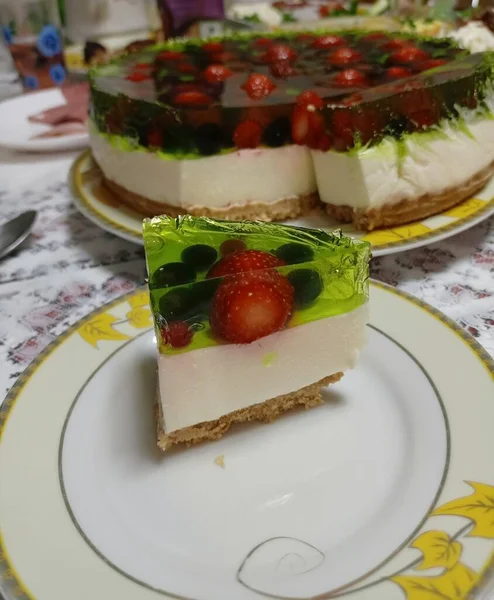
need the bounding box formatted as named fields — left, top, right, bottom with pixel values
left=156, top=372, right=343, bottom=452
left=325, top=160, right=494, bottom=231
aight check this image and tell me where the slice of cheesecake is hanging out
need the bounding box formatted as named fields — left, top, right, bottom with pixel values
left=143, top=216, right=370, bottom=451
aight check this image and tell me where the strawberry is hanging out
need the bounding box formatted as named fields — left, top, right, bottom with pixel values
left=312, top=35, right=345, bottom=49
left=211, top=51, right=237, bottom=63
left=362, top=32, right=389, bottom=43
left=263, top=43, right=296, bottom=63
left=126, top=71, right=151, bottom=83
left=296, top=90, right=324, bottom=109
left=161, top=321, right=194, bottom=348
left=241, top=73, right=276, bottom=100
left=333, top=69, right=369, bottom=88
left=147, top=129, right=163, bottom=148
left=135, top=62, right=152, bottom=71
left=209, top=270, right=293, bottom=344
left=202, top=41, right=223, bottom=54
left=158, top=50, right=183, bottom=61
left=389, top=46, right=429, bottom=64
left=173, top=90, right=212, bottom=106
left=332, top=108, right=381, bottom=151
left=417, top=58, right=448, bottom=72
left=386, top=66, right=413, bottom=79
left=382, top=38, right=413, bottom=51
left=407, top=109, right=437, bottom=129
left=233, top=120, right=263, bottom=149
left=291, top=105, right=325, bottom=148
left=328, top=47, right=363, bottom=66
left=207, top=249, right=284, bottom=279
left=253, top=37, right=274, bottom=47
left=270, top=60, right=296, bottom=78
left=204, top=64, right=234, bottom=83
left=316, top=134, right=332, bottom=151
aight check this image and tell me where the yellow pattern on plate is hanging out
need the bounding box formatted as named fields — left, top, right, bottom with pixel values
left=70, top=150, right=494, bottom=255
left=361, top=223, right=431, bottom=246
left=443, top=198, right=486, bottom=219
left=391, top=481, right=494, bottom=599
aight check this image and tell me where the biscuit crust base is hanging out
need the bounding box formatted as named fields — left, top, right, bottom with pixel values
left=103, top=176, right=318, bottom=222
left=156, top=373, right=343, bottom=452
left=325, top=161, right=494, bottom=231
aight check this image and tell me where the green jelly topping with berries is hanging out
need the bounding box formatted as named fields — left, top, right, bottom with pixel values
left=90, top=28, right=494, bottom=156
left=143, top=216, right=370, bottom=356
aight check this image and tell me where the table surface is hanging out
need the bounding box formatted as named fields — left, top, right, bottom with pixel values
left=0, top=145, right=493, bottom=598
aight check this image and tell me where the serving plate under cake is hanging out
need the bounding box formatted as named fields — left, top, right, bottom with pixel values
left=71, top=150, right=494, bottom=255
left=1, top=282, right=493, bottom=600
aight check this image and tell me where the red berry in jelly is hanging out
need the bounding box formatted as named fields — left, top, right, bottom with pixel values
left=161, top=321, right=194, bottom=348
left=233, top=120, right=263, bottom=149
left=204, top=64, right=233, bottom=83
left=333, top=69, right=369, bottom=88
left=386, top=66, right=413, bottom=79
left=312, top=35, right=345, bottom=49
left=328, top=47, right=363, bottom=66
left=241, top=73, right=276, bottom=100
left=264, top=43, right=296, bottom=63
left=390, top=47, right=429, bottom=65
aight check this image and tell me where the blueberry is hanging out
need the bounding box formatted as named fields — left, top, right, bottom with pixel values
left=151, top=262, right=196, bottom=288
left=275, top=243, right=314, bottom=265
left=384, top=116, right=409, bottom=138
left=158, top=278, right=220, bottom=322
left=159, top=287, right=195, bottom=320
left=263, top=117, right=291, bottom=147
left=181, top=244, right=218, bottom=270
left=194, top=278, right=221, bottom=316
left=288, top=269, right=323, bottom=309
left=195, top=123, right=223, bottom=155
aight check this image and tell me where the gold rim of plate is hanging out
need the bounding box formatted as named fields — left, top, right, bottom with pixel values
left=70, top=150, right=494, bottom=253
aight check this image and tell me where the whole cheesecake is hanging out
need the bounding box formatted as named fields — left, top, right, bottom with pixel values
left=89, top=31, right=494, bottom=230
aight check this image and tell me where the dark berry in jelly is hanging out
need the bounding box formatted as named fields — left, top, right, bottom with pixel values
left=181, top=244, right=218, bottom=270
left=159, top=288, right=195, bottom=320
left=288, top=269, right=323, bottom=309
left=195, top=123, right=224, bottom=156
left=275, top=243, right=314, bottom=265
left=263, top=117, right=291, bottom=147
left=384, top=116, right=409, bottom=137
left=152, top=262, right=196, bottom=288
left=220, top=239, right=247, bottom=256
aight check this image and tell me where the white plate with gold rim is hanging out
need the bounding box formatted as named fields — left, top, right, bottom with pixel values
left=69, top=151, right=494, bottom=255
left=1, top=281, right=494, bottom=600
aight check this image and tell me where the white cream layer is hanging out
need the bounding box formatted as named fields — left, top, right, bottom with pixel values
left=312, top=111, right=494, bottom=211
left=91, top=108, right=494, bottom=213
left=157, top=303, right=369, bottom=433
left=90, top=122, right=316, bottom=209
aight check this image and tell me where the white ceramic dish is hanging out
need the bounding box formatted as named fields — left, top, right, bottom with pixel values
left=0, top=88, right=89, bottom=153
left=1, top=282, right=493, bottom=600
left=70, top=151, right=494, bottom=254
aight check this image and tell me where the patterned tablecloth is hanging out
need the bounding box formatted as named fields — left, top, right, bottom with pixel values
left=0, top=147, right=493, bottom=395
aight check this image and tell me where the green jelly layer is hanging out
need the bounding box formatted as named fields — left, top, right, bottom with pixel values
left=143, top=216, right=370, bottom=356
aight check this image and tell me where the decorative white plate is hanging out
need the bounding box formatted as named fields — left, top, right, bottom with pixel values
left=0, top=88, right=89, bottom=153
left=70, top=151, right=494, bottom=255
left=1, top=282, right=494, bottom=600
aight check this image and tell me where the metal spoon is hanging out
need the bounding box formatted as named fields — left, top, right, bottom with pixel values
left=0, top=210, right=37, bottom=260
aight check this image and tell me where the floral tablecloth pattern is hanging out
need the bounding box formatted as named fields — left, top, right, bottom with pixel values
left=0, top=149, right=493, bottom=396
